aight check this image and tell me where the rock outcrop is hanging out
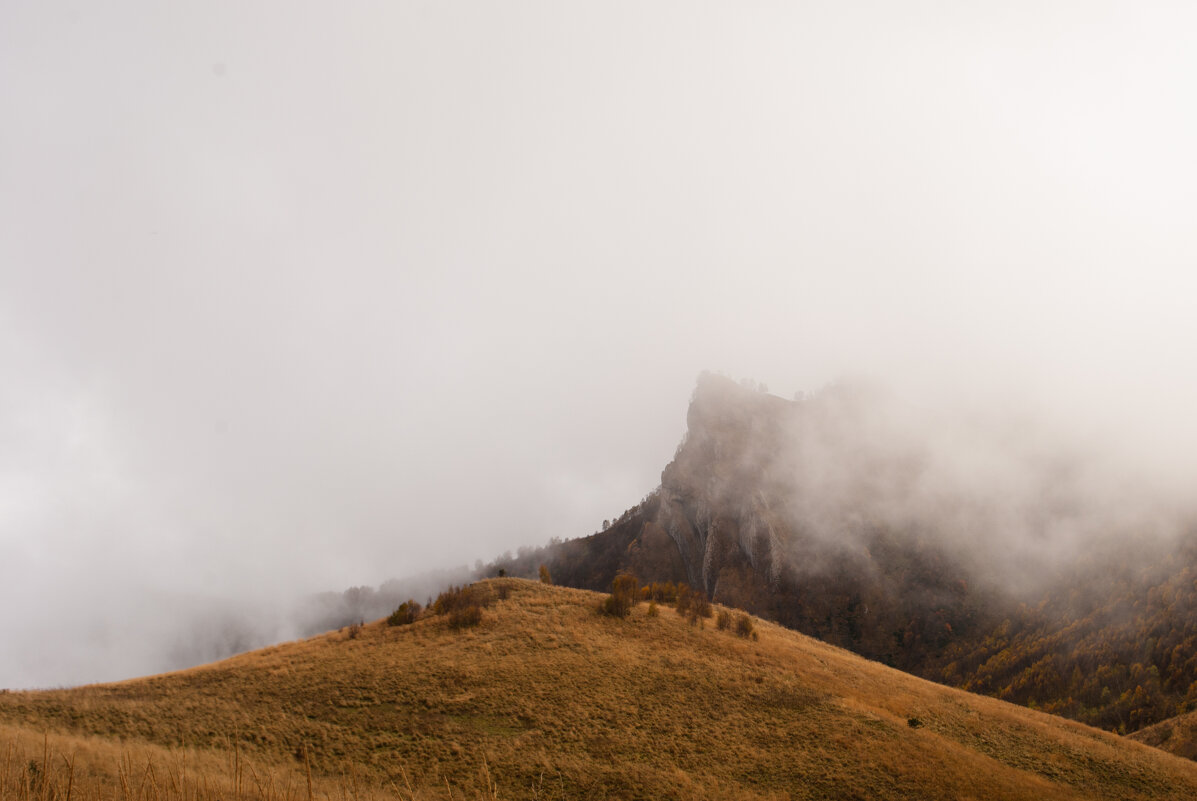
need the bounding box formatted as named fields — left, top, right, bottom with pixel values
left=493, top=371, right=1197, bottom=739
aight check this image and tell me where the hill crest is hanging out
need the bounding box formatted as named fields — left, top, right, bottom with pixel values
left=3, top=578, right=1197, bottom=800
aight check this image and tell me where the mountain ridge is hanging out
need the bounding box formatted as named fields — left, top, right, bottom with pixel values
left=493, top=373, right=1197, bottom=736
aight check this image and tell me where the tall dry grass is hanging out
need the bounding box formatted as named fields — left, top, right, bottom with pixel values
left=0, top=726, right=505, bottom=801
left=4, top=578, right=1197, bottom=800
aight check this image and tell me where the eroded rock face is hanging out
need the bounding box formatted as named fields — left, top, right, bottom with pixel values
left=543, top=373, right=1024, bottom=664
left=655, top=491, right=706, bottom=591
left=583, top=373, right=989, bottom=668
left=653, top=373, right=795, bottom=602
left=514, top=372, right=1197, bottom=738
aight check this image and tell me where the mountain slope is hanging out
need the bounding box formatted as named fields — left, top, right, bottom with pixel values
left=493, top=374, right=1197, bottom=736
left=1131, top=709, right=1197, bottom=761
left=3, top=579, right=1197, bottom=800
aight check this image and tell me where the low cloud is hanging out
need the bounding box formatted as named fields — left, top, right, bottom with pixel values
left=4, top=1, right=1197, bottom=687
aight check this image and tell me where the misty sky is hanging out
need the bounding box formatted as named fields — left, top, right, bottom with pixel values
left=3, top=1, right=1197, bottom=688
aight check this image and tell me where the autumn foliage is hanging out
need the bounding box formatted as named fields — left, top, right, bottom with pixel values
left=676, top=584, right=712, bottom=624
left=433, top=584, right=492, bottom=629
left=599, top=573, right=641, bottom=618
left=387, top=599, right=422, bottom=626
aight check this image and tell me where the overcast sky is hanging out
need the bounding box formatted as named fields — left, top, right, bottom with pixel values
left=3, top=1, right=1197, bottom=688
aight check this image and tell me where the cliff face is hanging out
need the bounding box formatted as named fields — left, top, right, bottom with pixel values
left=497, top=372, right=1197, bottom=739
left=656, top=373, right=791, bottom=598
left=535, top=373, right=984, bottom=667
left=645, top=374, right=981, bottom=660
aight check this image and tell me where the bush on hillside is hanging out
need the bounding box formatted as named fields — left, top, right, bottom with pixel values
left=387, top=599, right=422, bottom=627
left=676, top=587, right=692, bottom=617
left=735, top=614, right=757, bottom=640
left=676, top=585, right=712, bottom=624
left=449, top=604, right=483, bottom=629
left=433, top=585, right=487, bottom=615
left=599, top=572, right=640, bottom=618
left=432, top=584, right=493, bottom=629
left=717, top=610, right=732, bottom=630
left=539, top=564, right=552, bottom=585
left=641, top=581, right=680, bottom=603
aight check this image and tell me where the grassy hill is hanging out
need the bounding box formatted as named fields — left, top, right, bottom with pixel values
left=1130, top=709, right=1197, bottom=761
left=3, top=578, right=1197, bottom=800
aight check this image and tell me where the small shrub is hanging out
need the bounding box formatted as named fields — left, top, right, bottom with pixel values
left=734, top=614, right=755, bottom=639
left=347, top=622, right=363, bottom=640
left=498, top=568, right=507, bottom=578
left=647, top=581, right=679, bottom=602
left=449, top=604, right=483, bottom=629
left=538, top=564, right=552, bottom=585
left=599, top=595, right=627, bottom=617
left=433, top=583, right=494, bottom=621
left=387, top=599, right=422, bottom=627
left=907, top=717, right=923, bottom=729
left=676, top=585, right=712, bottom=620
left=716, top=610, right=731, bottom=630
left=434, top=585, right=478, bottom=615
left=613, top=573, right=639, bottom=602
left=647, top=601, right=659, bottom=617
left=642, top=582, right=680, bottom=602
left=432, top=586, right=458, bottom=615
left=676, top=587, right=692, bottom=617
left=599, top=572, right=640, bottom=618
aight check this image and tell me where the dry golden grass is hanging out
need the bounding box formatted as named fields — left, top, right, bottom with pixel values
left=0, top=722, right=454, bottom=800
left=1129, top=708, right=1197, bottom=761
left=3, top=578, right=1197, bottom=800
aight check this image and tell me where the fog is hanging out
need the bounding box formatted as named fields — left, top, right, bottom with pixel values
left=3, top=1, right=1197, bottom=688
left=759, top=379, right=1194, bottom=599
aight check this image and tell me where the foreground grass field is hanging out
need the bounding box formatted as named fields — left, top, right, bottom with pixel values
left=3, top=578, right=1197, bottom=800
